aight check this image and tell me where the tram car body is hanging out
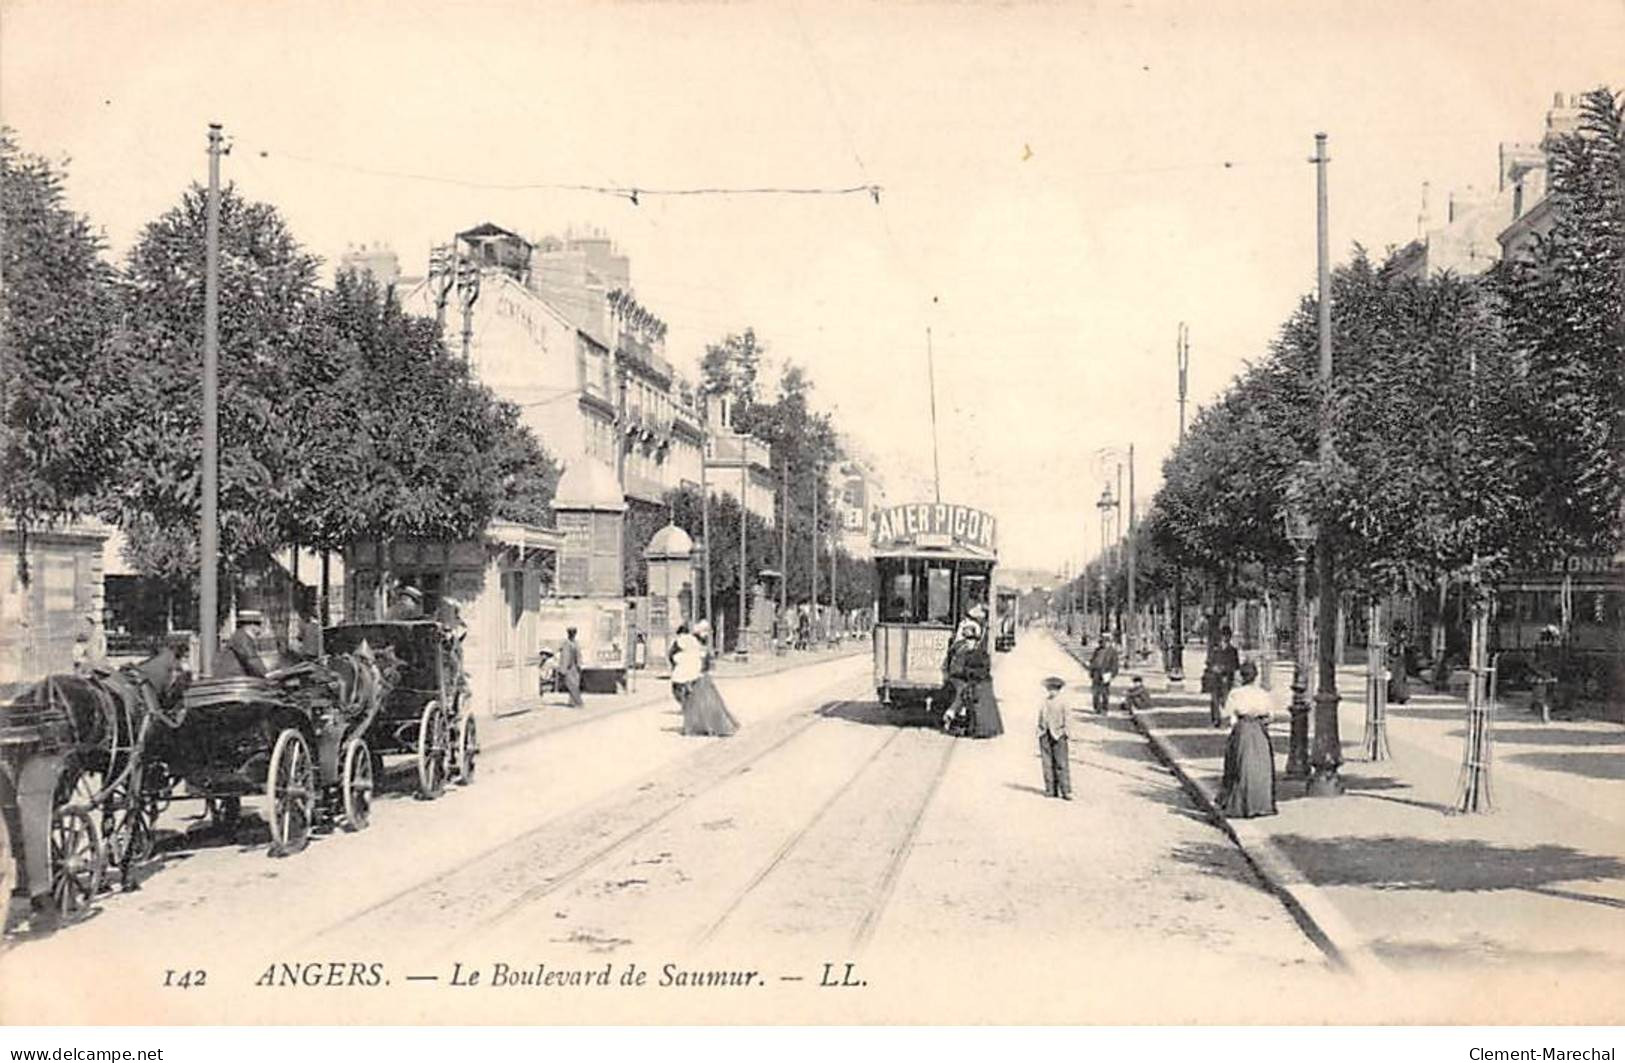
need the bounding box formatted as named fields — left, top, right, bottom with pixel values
left=1491, top=554, right=1625, bottom=704
left=869, top=502, right=999, bottom=709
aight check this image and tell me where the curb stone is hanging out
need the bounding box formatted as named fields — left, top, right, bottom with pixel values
left=1048, top=631, right=1385, bottom=980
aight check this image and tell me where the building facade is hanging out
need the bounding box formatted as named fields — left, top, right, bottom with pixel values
left=1, top=519, right=112, bottom=689
left=1395, top=91, right=1585, bottom=279
left=835, top=454, right=886, bottom=560
left=396, top=224, right=709, bottom=509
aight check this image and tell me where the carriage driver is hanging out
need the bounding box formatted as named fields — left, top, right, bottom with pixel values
left=216, top=609, right=275, bottom=679
left=387, top=585, right=426, bottom=622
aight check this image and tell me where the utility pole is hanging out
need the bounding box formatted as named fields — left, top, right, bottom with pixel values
left=810, top=464, right=820, bottom=636
left=1127, top=443, right=1137, bottom=661
left=699, top=413, right=713, bottom=624
left=457, top=253, right=480, bottom=364
left=1115, top=461, right=1124, bottom=637
left=1309, top=131, right=1344, bottom=798
left=829, top=502, right=838, bottom=643
left=926, top=327, right=941, bottom=503
left=780, top=455, right=789, bottom=643
left=738, top=431, right=749, bottom=659
left=200, top=123, right=223, bottom=677
left=1170, top=323, right=1189, bottom=685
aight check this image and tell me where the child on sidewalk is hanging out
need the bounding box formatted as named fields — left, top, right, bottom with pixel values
left=1037, top=675, right=1072, bottom=799
left=1122, top=675, right=1152, bottom=714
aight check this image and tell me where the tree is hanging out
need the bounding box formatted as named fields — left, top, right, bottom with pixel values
left=0, top=130, right=123, bottom=576
left=1495, top=86, right=1625, bottom=563
left=322, top=272, right=559, bottom=545
left=111, top=189, right=560, bottom=597
left=699, top=328, right=765, bottom=411
left=665, top=485, right=775, bottom=651
left=112, top=183, right=323, bottom=586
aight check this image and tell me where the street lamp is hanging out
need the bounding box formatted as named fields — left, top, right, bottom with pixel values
left=1281, top=471, right=1316, bottom=780
left=1096, top=485, right=1117, bottom=638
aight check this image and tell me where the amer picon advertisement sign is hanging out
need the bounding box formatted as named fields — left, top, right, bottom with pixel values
left=870, top=503, right=998, bottom=553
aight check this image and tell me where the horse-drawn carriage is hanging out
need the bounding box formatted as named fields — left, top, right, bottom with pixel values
left=2, top=641, right=394, bottom=932
left=323, top=620, right=476, bottom=800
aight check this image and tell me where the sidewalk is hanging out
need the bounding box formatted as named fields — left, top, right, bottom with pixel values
left=476, top=641, right=867, bottom=756
left=1053, top=631, right=1625, bottom=980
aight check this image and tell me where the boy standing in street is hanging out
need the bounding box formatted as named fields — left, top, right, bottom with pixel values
left=1037, top=676, right=1072, bottom=799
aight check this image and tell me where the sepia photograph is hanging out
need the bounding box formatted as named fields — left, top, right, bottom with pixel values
left=1, top=0, right=1622, bottom=1042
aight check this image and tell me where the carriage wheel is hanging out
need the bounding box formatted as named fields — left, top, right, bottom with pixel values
left=101, top=780, right=155, bottom=876
left=416, top=701, right=448, bottom=800
left=454, top=714, right=479, bottom=785
left=341, top=738, right=374, bottom=832
left=265, top=729, right=314, bottom=857
left=50, top=805, right=104, bottom=920
left=208, top=796, right=242, bottom=836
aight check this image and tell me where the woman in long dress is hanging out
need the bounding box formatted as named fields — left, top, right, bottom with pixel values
left=681, top=621, right=739, bottom=737
left=942, top=620, right=1004, bottom=739
left=1217, top=659, right=1276, bottom=817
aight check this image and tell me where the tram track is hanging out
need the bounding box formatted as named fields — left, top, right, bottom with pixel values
left=689, top=726, right=960, bottom=952
left=296, top=666, right=872, bottom=954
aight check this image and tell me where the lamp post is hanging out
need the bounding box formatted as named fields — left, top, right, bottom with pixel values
left=1096, top=485, right=1117, bottom=637
left=1282, top=472, right=1315, bottom=779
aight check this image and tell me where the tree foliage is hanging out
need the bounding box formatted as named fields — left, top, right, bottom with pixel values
left=106, top=185, right=557, bottom=590
left=1494, top=86, right=1625, bottom=562
left=0, top=131, right=124, bottom=566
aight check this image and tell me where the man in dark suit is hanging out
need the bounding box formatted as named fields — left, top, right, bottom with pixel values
left=1087, top=634, right=1120, bottom=715
left=387, top=585, right=425, bottom=621
left=558, top=626, right=584, bottom=707
left=1208, top=626, right=1241, bottom=727
left=216, top=609, right=273, bottom=678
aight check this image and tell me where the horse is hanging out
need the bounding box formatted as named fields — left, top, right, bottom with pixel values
left=1, top=645, right=189, bottom=933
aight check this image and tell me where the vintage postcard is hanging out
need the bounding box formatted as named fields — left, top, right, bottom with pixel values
left=2, top=0, right=1622, bottom=1032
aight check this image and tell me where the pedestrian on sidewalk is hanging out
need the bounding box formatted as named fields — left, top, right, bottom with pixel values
left=1386, top=621, right=1414, bottom=705
left=1217, top=659, right=1277, bottom=817
left=1122, top=675, right=1151, bottom=714
left=1087, top=634, right=1119, bottom=714
left=558, top=627, right=584, bottom=707
left=1036, top=675, right=1072, bottom=799
left=1207, top=627, right=1240, bottom=728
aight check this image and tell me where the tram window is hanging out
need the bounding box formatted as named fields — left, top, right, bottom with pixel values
left=960, top=574, right=988, bottom=617
left=887, top=571, right=916, bottom=622
left=926, top=565, right=953, bottom=624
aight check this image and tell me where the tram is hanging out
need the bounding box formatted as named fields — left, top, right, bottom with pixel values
left=1491, top=553, right=1624, bottom=702
left=871, top=502, right=998, bottom=710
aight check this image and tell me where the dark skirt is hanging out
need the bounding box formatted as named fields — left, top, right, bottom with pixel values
left=1218, top=716, right=1276, bottom=817
left=947, top=677, right=1003, bottom=738
left=969, top=678, right=1003, bottom=738
left=682, top=673, right=738, bottom=737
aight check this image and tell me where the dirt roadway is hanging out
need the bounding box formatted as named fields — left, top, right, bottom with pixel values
left=3, top=640, right=1349, bottom=1024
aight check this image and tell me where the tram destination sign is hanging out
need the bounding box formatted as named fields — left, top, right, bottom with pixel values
left=871, top=502, right=997, bottom=553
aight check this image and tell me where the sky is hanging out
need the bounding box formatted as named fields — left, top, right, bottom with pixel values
left=4, top=0, right=1621, bottom=573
